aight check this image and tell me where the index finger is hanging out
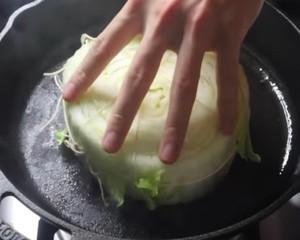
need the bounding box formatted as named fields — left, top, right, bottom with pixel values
left=63, top=3, right=141, bottom=101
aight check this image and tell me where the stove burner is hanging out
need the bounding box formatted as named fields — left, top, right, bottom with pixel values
left=0, top=196, right=71, bottom=240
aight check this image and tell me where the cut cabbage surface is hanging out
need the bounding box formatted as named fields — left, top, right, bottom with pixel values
left=62, top=34, right=260, bottom=209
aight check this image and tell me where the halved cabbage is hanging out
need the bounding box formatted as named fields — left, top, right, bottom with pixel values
left=62, top=34, right=259, bottom=209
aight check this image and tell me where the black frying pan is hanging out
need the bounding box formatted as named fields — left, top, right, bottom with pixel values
left=0, top=0, right=300, bottom=239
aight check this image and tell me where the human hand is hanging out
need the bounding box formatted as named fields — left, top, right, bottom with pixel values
left=63, top=0, right=264, bottom=164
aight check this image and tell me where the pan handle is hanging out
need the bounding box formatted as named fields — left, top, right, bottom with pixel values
left=0, top=171, right=30, bottom=240
left=291, top=156, right=300, bottom=193
left=0, top=218, right=28, bottom=240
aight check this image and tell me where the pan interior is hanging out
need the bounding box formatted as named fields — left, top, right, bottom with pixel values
left=0, top=45, right=294, bottom=240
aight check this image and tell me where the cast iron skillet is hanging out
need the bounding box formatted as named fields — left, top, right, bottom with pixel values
left=0, top=0, right=300, bottom=239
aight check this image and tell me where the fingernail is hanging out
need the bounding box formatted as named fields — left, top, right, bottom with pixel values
left=161, top=143, right=178, bottom=164
left=63, top=82, right=77, bottom=101
left=102, top=131, right=119, bottom=153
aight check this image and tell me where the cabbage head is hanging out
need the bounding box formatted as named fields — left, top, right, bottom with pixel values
left=62, top=34, right=260, bottom=209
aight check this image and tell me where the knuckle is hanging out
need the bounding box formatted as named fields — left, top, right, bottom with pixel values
left=163, top=126, right=180, bottom=142
left=191, top=6, right=212, bottom=23
left=92, top=36, right=110, bottom=59
left=111, top=113, right=126, bottom=125
left=173, top=77, right=197, bottom=99
left=127, top=67, right=144, bottom=82
left=163, top=124, right=187, bottom=146
left=152, top=0, right=180, bottom=30
left=127, top=54, right=155, bottom=85
left=161, top=0, right=180, bottom=15
left=72, top=68, right=89, bottom=85
left=188, top=16, right=204, bottom=39
left=108, top=113, right=127, bottom=133
left=188, top=6, right=216, bottom=39
left=121, top=0, right=143, bottom=25
left=126, top=0, right=143, bottom=12
left=144, top=0, right=183, bottom=47
left=126, top=69, right=146, bottom=92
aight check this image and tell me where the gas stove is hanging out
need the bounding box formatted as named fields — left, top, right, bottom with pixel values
left=0, top=1, right=300, bottom=240
left=1, top=194, right=300, bottom=240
